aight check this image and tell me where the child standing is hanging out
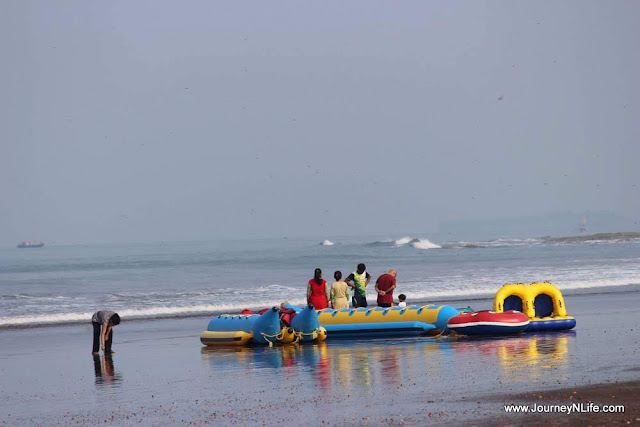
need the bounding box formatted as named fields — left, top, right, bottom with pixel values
left=397, top=294, right=407, bottom=308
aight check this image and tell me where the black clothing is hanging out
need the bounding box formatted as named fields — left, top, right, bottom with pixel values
left=92, top=322, right=113, bottom=353
left=352, top=293, right=368, bottom=308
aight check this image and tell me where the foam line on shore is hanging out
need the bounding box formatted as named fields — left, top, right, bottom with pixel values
left=0, top=298, right=308, bottom=329
left=3, top=282, right=640, bottom=330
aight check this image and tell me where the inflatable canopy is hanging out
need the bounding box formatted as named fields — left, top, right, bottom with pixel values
left=493, top=282, right=575, bottom=331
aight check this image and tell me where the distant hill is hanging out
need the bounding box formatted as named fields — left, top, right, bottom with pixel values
left=438, top=211, right=638, bottom=241
left=542, top=232, right=640, bottom=244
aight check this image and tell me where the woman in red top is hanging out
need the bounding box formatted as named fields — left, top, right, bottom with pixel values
left=307, top=268, right=329, bottom=310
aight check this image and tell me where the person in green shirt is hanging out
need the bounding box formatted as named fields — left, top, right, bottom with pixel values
left=345, top=263, right=371, bottom=308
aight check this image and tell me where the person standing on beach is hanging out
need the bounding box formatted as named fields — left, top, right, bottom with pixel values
left=330, top=271, right=350, bottom=309
left=92, top=310, right=120, bottom=355
left=375, top=269, right=397, bottom=308
left=307, top=268, right=329, bottom=310
left=345, top=263, right=371, bottom=308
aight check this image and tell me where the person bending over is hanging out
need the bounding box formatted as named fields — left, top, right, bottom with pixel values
left=92, top=310, right=120, bottom=355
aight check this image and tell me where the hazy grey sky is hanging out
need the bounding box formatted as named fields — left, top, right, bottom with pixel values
left=1, top=1, right=639, bottom=244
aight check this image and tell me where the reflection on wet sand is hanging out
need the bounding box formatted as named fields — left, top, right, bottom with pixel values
left=498, top=333, right=571, bottom=381
left=93, top=354, right=122, bottom=387
left=200, top=338, right=449, bottom=391
left=379, top=352, right=400, bottom=387
left=451, top=332, right=574, bottom=383
left=199, top=332, right=573, bottom=393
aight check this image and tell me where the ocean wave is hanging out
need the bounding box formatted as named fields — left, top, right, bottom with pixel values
left=104, top=284, right=298, bottom=299
left=4, top=275, right=639, bottom=329
left=366, top=239, right=394, bottom=247
left=367, top=236, right=442, bottom=249
left=552, top=276, right=640, bottom=291
left=0, top=256, right=251, bottom=275
left=442, top=238, right=542, bottom=249
left=391, top=276, right=640, bottom=302
left=320, top=240, right=334, bottom=246
left=440, top=232, right=640, bottom=249
left=2, top=294, right=86, bottom=302
left=394, top=237, right=413, bottom=246
left=0, top=296, right=309, bottom=329
left=410, top=239, right=441, bottom=249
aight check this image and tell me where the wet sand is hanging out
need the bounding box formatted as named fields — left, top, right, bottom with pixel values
left=487, top=380, right=640, bottom=426
left=1, top=290, right=639, bottom=425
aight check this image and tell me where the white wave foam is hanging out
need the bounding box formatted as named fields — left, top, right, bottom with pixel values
left=443, top=234, right=640, bottom=249
left=0, top=311, right=97, bottom=327
left=7, top=294, right=83, bottom=301
left=555, top=276, right=640, bottom=291
left=444, top=238, right=543, bottom=249
left=3, top=275, right=639, bottom=329
left=379, top=236, right=442, bottom=249
left=320, top=240, right=334, bottom=246
left=410, top=238, right=441, bottom=249
left=394, top=237, right=413, bottom=246
left=0, top=297, right=308, bottom=328
left=377, top=287, right=495, bottom=302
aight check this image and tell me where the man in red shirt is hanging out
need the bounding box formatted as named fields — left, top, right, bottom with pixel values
left=375, top=269, right=397, bottom=307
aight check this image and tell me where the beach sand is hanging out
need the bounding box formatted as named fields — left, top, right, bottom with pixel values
left=1, top=290, right=639, bottom=425
left=487, top=380, right=640, bottom=425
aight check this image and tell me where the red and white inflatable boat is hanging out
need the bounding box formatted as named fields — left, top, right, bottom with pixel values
left=447, top=310, right=529, bottom=335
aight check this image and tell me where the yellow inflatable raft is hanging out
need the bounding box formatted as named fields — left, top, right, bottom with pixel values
left=493, top=282, right=576, bottom=331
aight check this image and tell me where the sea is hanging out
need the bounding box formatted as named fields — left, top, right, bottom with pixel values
left=1, top=232, right=640, bottom=329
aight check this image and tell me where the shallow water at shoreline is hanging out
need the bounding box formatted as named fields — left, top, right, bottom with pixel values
left=2, top=236, right=639, bottom=328
left=1, top=291, right=639, bottom=424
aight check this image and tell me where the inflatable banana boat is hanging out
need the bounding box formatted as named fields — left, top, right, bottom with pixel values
left=493, top=282, right=576, bottom=331
left=288, top=304, right=327, bottom=343
left=201, top=305, right=326, bottom=347
left=316, top=305, right=459, bottom=338
left=201, top=307, right=280, bottom=346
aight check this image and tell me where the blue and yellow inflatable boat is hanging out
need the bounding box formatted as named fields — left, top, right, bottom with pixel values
left=200, top=307, right=281, bottom=346
left=316, top=305, right=459, bottom=338
left=201, top=305, right=327, bottom=347
left=286, top=304, right=327, bottom=343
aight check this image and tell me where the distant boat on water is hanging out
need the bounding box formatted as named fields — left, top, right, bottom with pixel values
left=17, top=241, right=45, bottom=248
left=579, top=217, right=588, bottom=233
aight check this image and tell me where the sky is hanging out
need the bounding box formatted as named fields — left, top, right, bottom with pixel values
left=1, top=1, right=639, bottom=244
